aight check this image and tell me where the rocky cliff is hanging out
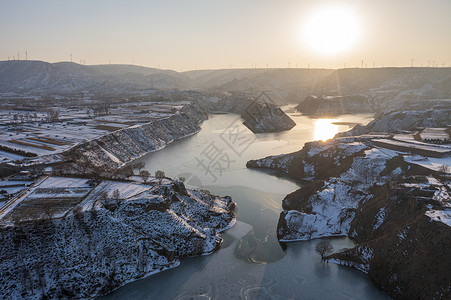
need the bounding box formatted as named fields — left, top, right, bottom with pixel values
left=241, top=101, right=296, bottom=133
left=329, top=178, right=450, bottom=299
left=246, top=140, right=367, bottom=180
left=59, top=104, right=207, bottom=173
left=0, top=179, right=235, bottom=299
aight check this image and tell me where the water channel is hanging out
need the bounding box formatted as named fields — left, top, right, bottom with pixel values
left=105, top=108, right=389, bottom=299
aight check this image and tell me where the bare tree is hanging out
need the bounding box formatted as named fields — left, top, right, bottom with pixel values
left=112, top=189, right=120, bottom=200
left=45, top=109, right=59, bottom=122
left=305, top=224, right=316, bottom=239
left=139, top=170, right=150, bottom=183
left=133, top=162, right=145, bottom=171
left=155, top=170, right=165, bottom=186
left=97, top=191, right=109, bottom=208
left=32, top=165, right=45, bottom=176
left=315, top=240, right=333, bottom=261
left=439, top=164, right=450, bottom=174
left=120, top=165, right=134, bottom=179
left=102, top=189, right=121, bottom=212
left=42, top=203, right=58, bottom=221
left=99, top=191, right=109, bottom=201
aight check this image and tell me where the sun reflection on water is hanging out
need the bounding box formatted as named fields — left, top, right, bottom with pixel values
left=314, top=119, right=339, bottom=141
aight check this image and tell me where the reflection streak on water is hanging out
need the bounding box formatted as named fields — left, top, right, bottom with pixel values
left=314, top=118, right=339, bottom=141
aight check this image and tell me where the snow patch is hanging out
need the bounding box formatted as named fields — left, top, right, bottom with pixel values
left=425, top=209, right=451, bottom=227
left=373, top=208, right=386, bottom=231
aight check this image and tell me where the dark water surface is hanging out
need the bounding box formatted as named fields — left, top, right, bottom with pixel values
left=104, top=109, right=389, bottom=299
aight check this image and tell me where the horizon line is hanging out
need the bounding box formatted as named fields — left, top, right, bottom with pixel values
left=2, top=59, right=451, bottom=73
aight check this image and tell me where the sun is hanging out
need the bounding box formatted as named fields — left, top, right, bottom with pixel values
left=302, top=5, right=361, bottom=55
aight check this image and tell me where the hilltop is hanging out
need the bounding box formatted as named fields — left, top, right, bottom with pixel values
left=3, top=60, right=451, bottom=109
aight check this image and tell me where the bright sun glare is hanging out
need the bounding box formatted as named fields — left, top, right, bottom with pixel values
left=314, top=119, right=338, bottom=141
left=302, top=5, right=360, bottom=55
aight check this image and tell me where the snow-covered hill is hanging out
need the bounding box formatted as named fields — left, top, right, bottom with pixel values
left=315, top=68, right=451, bottom=111
left=340, top=108, right=451, bottom=137
left=0, top=176, right=236, bottom=299
left=2, top=61, right=451, bottom=109
left=0, top=61, right=189, bottom=94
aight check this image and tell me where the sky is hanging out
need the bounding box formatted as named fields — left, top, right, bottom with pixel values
left=1, top=0, right=451, bottom=71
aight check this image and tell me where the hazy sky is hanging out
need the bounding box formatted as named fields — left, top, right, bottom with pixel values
left=1, top=0, right=451, bottom=71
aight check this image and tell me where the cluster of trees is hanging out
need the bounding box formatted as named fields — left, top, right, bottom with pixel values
left=9, top=109, right=62, bottom=123
left=11, top=112, right=39, bottom=123
left=87, top=103, right=111, bottom=116
left=97, top=168, right=169, bottom=211
left=0, top=145, right=37, bottom=157
left=114, top=162, right=166, bottom=185
left=52, top=157, right=171, bottom=187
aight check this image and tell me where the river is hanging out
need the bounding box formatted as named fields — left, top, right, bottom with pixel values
left=104, top=107, right=390, bottom=299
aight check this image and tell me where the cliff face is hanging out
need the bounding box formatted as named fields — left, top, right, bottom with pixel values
left=295, top=95, right=375, bottom=115
left=331, top=180, right=451, bottom=299
left=246, top=140, right=368, bottom=180
left=241, top=101, right=296, bottom=133
left=60, top=104, right=207, bottom=172
left=247, top=138, right=451, bottom=299
left=0, top=179, right=235, bottom=299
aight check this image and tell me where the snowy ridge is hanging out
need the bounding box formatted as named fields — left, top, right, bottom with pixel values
left=342, top=109, right=451, bottom=136
left=61, top=105, right=207, bottom=171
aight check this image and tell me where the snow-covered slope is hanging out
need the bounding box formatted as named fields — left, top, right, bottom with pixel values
left=340, top=108, right=451, bottom=136
left=315, top=67, right=451, bottom=111
left=0, top=177, right=235, bottom=299
left=247, top=135, right=451, bottom=299
left=57, top=104, right=207, bottom=173
left=0, top=61, right=189, bottom=94
left=3, top=61, right=451, bottom=110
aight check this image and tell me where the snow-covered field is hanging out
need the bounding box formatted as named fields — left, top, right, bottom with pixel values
left=0, top=102, right=189, bottom=162
left=0, top=150, right=25, bottom=161
left=404, top=155, right=451, bottom=173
